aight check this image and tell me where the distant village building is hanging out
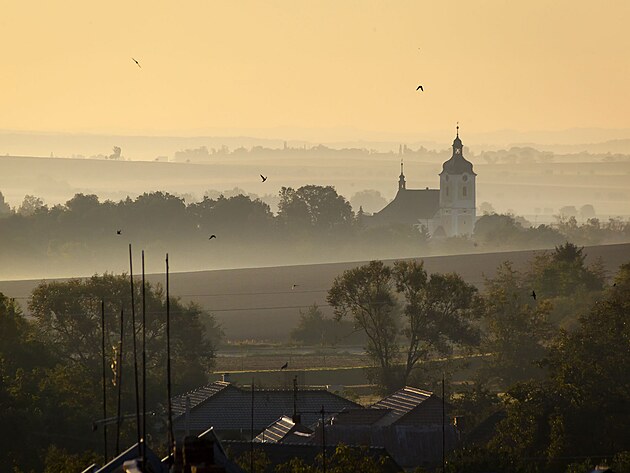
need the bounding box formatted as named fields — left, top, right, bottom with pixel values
left=369, top=126, right=477, bottom=237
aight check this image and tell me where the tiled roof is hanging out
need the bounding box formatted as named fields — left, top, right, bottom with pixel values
left=172, top=382, right=361, bottom=434
left=171, top=381, right=232, bottom=417
left=371, top=189, right=439, bottom=225
left=254, top=415, right=313, bottom=443
left=371, top=386, right=433, bottom=417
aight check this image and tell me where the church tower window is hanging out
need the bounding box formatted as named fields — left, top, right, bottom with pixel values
left=463, top=186, right=467, bottom=197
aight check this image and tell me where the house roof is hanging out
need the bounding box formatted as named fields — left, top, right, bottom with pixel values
left=371, top=386, right=433, bottom=417
left=172, top=380, right=232, bottom=417
left=371, top=189, right=439, bottom=225
left=172, top=381, right=361, bottom=433
left=254, top=415, right=314, bottom=443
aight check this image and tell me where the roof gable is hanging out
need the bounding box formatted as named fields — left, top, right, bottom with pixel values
left=254, top=415, right=314, bottom=443
left=371, top=189, right=439, bottom=225
left=172, top=383, right=361, bottom=432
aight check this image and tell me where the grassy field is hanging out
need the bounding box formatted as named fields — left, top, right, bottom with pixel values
left=1, top=243, right=629, bottom=340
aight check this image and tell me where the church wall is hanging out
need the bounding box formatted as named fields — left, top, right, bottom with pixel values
left=439, top=174, right=476, bottom=237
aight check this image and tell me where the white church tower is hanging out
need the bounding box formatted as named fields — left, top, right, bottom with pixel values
left=437, top=126, right=476, bottom=236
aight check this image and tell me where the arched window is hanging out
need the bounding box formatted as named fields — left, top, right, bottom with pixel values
left=446, top=186, right=449, bottom=196
left=463, top=186, right=467, bottom=197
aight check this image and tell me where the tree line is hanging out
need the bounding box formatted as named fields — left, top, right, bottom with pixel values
left=324, top=243, right=630, bottom=472
left=0, top=186, right=628, bottom=279
left=0, top=275, right=221, bottom=472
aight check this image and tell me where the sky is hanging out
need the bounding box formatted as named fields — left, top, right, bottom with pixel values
left=1, top=0, right=629, bottom=140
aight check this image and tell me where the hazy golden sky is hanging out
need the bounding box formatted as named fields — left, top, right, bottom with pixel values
left=1, top=0, right=629, bottom=139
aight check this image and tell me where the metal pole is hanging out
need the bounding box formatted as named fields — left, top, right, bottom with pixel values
left=250, top=379, right=255, bottom=473
left=442, top=373, right=446, bottom=472
left=129, top=244, right=141, bottom=450
left=101, top=300, right=108, bottom=462
left=115, top=308, right=124, bottom=456
left=166, top=253, right=174, bottom=453
left=141, top=250, right=146, bottom=468
left=321, top=406, right=326, bottom=473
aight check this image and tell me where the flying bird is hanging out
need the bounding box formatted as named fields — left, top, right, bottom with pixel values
left=260, top=174, right=267, bottom=182
left=416, top=85, right=423, bottom=92
left=531, top=290, right=536, bottom=300
left=116, top=230, right=122, bottom=235
left=131, top=57, right=141, bottom=68
left=280, top=362, right=288, bottom=370
left=209, top=235, right=217, bottom=240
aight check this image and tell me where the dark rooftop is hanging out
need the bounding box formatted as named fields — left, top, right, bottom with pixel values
left=371, top=188, right=440, bottom=225
left=371, top=386, right=433, bottom=417
left=254, top=415, right=314, bottom=444
left=172, top=381, right=361, bottom=434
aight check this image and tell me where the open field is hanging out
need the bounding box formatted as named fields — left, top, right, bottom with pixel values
left=1, top=243, right=628, bottom=341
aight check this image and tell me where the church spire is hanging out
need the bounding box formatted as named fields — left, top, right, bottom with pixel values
left=399, top=159, right=406, bottom=191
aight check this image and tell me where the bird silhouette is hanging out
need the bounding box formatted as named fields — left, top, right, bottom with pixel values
left=116, top=230, right=122, bottom=235
left=416, top=85, right=423, bottom=91
left=292, top=284, right=299, bottom=290
left=531, top=290, right=537, bottom=300
left=280, top=362, right=288, bottom=370
left=131, top=58, right=141, bottom=68
left=260, top=174, right=267, bottom=182
left=209, top=235, right=217, bottom=240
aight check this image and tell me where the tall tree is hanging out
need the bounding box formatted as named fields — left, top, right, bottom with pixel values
left=328, top=260, right=481, bottom=391
left=490, top=262, right=630, bottom=469
left=327, top=261, right=399, bottom=390
left=278, top=185, right=354, bottom=233
left=392, top=260, right=481, bottom=384
left=481, top=262, right=554, bottom=387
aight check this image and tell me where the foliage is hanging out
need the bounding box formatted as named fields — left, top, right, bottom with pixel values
left=0, top=190, right=11, bottom=216
left=349, top=189, right=388, bottom=214
left=290, top=304, right=364, bottom=346
left=275, top=444, right=389, bottom=473
left=328, top=260, right=481, bottom=391
left=327, top=261, right=399, bottom=390
left=488, top=262, right=630, bottom=471
left=234, top=447, right=271, bottom=473
left=28, top=273, right=218, bottom=394
left=481, top=262, right=554, bottom=387
left=392, top=260, right=481, bottom=383
left=0, top=189, right=629, bottom=279
left=443, top=445, right=535, bottom=473
left=278, top=185, right=353, bottom=230
left=0, top=275, right=220, bottom=471
left=43, top=445, right=100, bottom=473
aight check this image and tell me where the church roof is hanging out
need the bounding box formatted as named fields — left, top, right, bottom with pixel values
left=371, top=188, right=439, bottom=225
left=440, top=129, right=476, bottom=176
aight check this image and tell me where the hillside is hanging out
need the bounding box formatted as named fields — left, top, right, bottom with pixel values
left=1, top=243, right=628, bottom=341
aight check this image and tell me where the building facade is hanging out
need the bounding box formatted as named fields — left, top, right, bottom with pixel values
left=369, top=127, right=476, bottom=237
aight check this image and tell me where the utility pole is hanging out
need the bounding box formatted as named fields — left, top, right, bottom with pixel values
left=250, top=380, right=255, bottom=473
left=321, top=406, right=326, bottom=473
left=442, top=373, right=446, bottom=472
left=101, top=299, right=108, bottom=462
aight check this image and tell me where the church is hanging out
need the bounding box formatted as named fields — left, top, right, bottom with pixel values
left=368, top=127, right=476, bottom=237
